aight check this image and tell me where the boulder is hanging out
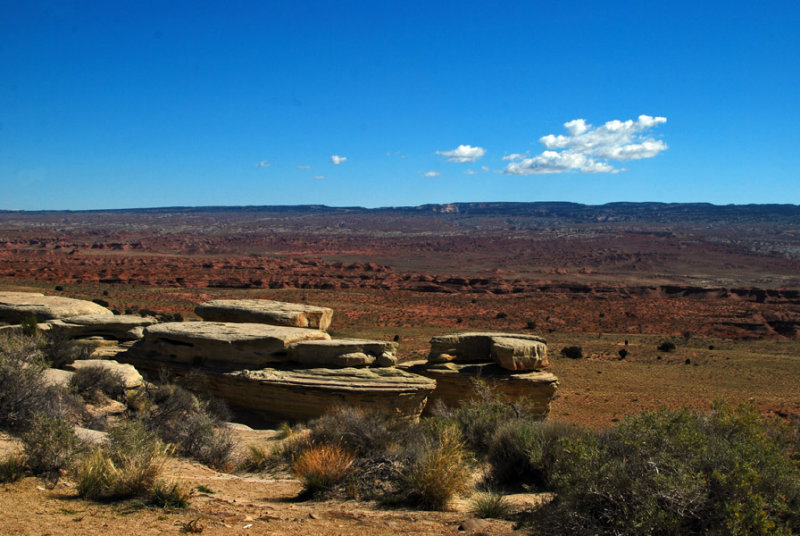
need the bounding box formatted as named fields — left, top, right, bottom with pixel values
left=405, top=361, right=559, bottom=419
left=195, top=299, right=333, bottom=331
left=0, top=292, right=113, bottom=323
left=288, top=338, right=399, bottom=368
left=42, top=368, right=74, bottom=388
left=428, top=332, right=548, bottom=371
left=67, top=359, right=144, bottom=389
left=123, top=321, right=331, bottom=371
left=47, top=314, right=157, bottom=341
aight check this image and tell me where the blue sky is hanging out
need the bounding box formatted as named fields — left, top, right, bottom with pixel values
left=1, top=1, right=799, bottom=210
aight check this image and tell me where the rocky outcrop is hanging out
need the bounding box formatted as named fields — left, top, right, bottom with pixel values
left=124, top=321, right=331, bottom=371
left=67, top=359, right=144, bottom=389
left=195, top=299, right=333, bottom=331
left=0, top=291, right=112, bottom=323
left=406, top=362, right=559, bottom=419
left=428, top=332, right=548, bottom=371
left=47, top=314, right=157, bottom=341
left=288, top=338, right=399, bottom=368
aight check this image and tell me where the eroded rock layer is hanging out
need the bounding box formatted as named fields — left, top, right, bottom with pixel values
left=195, top=299, right=333, bottom=331
left=0, top=291, right=112, bottom=323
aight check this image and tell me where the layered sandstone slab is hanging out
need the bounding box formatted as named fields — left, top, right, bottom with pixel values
left=0, top=292, right=112, bottom=323
left=406, top=361, right=559, bottom=419
left=288, top=338, right=399, bottom=368
left=126, top=321, right=331, bottom=371
left=48, top=314, right=157, bottom=341
left=195, top=299, right=333, bottom=331
left=428, top=332, right=548, bottom=371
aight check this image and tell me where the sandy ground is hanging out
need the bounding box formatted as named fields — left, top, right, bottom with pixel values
left=0, top=430, right=541, bottom=536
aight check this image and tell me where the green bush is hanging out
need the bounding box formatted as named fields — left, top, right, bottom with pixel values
left=470, top=491, right=511, bottom=519
left=658, top=340, right=677, bottom=352
left=150, top=481, right=190, bottom=508
left=22, top=413, right=77, bottom=485
left=69, top=365, right=126, bottom=402
left=531, top=402, right=800, bottom=535
left=143, top=384, right=233, bottom=469
left=487, top=420, right=582, bottom=489
left=560, top=346, right=584, bottom=359
left=75, top=420, right=167, bottom=501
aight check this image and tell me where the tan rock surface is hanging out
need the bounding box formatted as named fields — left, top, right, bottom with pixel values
left=288, top=338, right=399, bottom=368
left=428, top=332, right=548, bottom=370
left=0, top=291, right=112, bottom=323
left=47, top=314, right=157, bottom=341
left=195, top=299, right=333, bottom=330
left=406, top=361, right=558, bottom=419
left=125, top=321, right=331, bottom=371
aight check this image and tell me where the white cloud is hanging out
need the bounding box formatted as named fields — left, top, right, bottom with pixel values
left=481, top=165, right=490, bottom=172
left=255, top=160, right=270, bottom=168
left=464, top=169, right=479, bottom=175
left=436, top=144, right=486, bottom=163
left=505, top=114, right=667, bottom=175
left=314, top=175, right=325, bottom=180
left=423, top=171, right=441, bottom=177
left=297, top=165, right=312, bottom=169
left=502, top=153, right=525, bottom=161
left=330, top=155, right=347, bottom=165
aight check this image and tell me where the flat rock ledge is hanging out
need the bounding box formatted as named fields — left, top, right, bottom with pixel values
left=0, top=291, right=112, bottom=323
left=48, top=314, right=157, bottom=341
left=124, top=321, right=331, bottom=371
left=195, top=299, right=333, bottom=331
left=288, top=338, right=399, bottom=368
left=428, top=332, right=548, bottom=371
left=405, top=361, right=559, bottom=419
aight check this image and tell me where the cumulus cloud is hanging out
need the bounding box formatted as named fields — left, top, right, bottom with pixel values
left=436, top=144, right=486, bottom=163
left=314, top=175, right=325, bottom=180
left=296, top=165, right=312, bottom=169
left=255, top=160, right=270, bottom=168
left=505, top=115, right=667, bottom=175
left=423, top=171, right=441, bottom=177
left=330, top=155, right=347, bottom=165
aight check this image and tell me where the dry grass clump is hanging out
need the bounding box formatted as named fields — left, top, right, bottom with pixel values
left=470, top=491, right=511, bottom=519
left=292, top=444, right=354, bottom=498
left=75, top=420, right=167, bottom=501
left=150, top=480, right=190, bottom=509
left=400, top=424, right=472, bottom=510
left=0, top=451, right=27, bottom=483
left=22, top=412, right=78, bottom=485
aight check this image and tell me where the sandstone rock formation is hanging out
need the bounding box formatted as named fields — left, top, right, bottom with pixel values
left=48, top=314, right=157, bottom=341
left=0, top=291, right=112, bottom=323
left=406, top=361, right=558, bottom=419
left=67, top=359, right=144, bottom=389
left=195, top=299, right=333, bottom=331
left=125, top=321, right=331, bottom=371
left=288, top=338, right=399, bottom=368
left=428, top=332, right=548, bottom=371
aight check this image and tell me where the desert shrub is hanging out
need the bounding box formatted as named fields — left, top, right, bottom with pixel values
left=75, top=420, right=167, bottom=501
left=560, top=346, right=583, bottom=359
left=150, top=481, right=190, bottom=508
left=0, top=334, right=54, bottom=431
left=487, top=420, right=583, bottom=489
left=470, top=491, right=511, bottom=519
left=143, top=384, right=233, bottom=469
left=618, top=348, right=628, bottom=359
left=0, top=452, right=27, bottom=483
left=399, top=424, right=472, bottom=510
left=69, top=365, right=126, bottom=402
left=239, top=443, right=272, bottom=472
left=22, top=412, right=77, bottom=485
left=433, top=382, right=524, bottom=456
left=41, top=328, right=92, bottom=368
left=20, top=315, right=40, bottom=336
left=308, top=405, right=409, bottom=458
left=292, top=444, right=354, bottom=498
left=530, top=402, right=800, bottom=534
left=92, top=298, right=110, bottom=308
left=657, top=340, right=677, bottom=352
